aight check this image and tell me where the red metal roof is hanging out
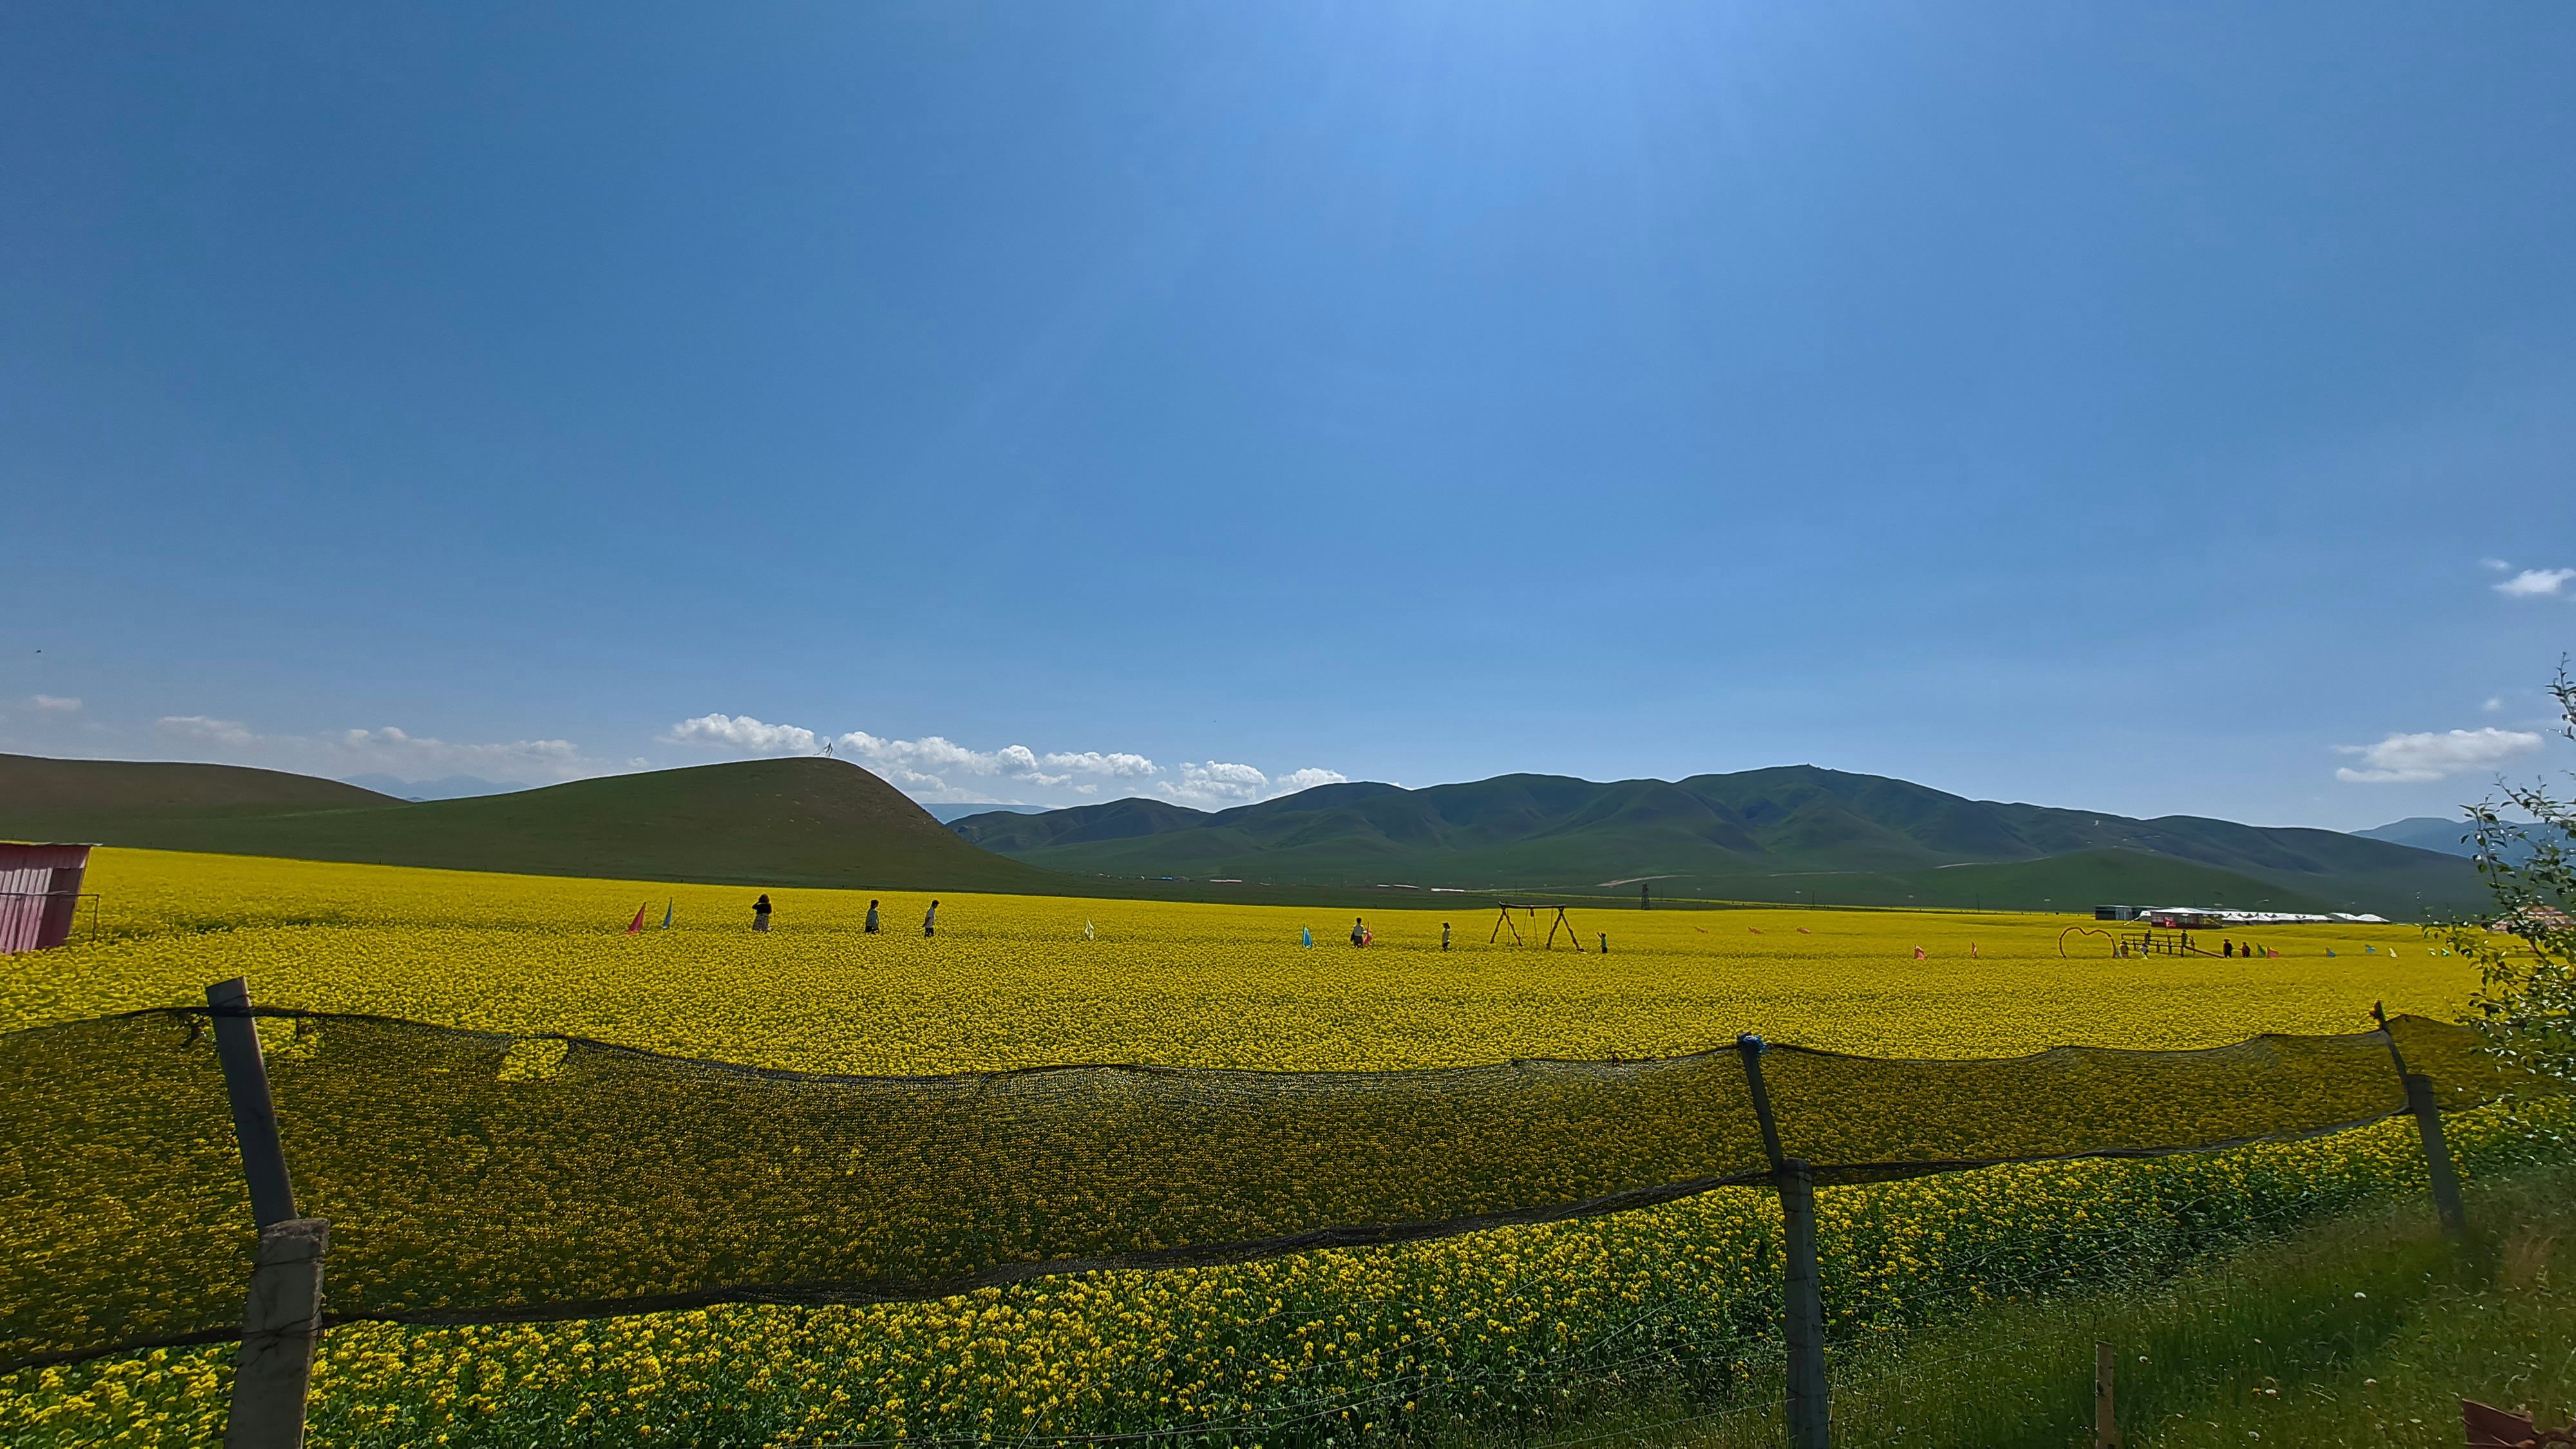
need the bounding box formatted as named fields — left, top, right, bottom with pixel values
left=0, top=842, right=94, bottom=952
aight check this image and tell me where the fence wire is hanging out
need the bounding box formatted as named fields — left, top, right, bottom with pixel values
left=0, top=1008, right=2520, bottom=1371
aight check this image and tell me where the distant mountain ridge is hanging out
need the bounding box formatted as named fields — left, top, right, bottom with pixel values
left=919, top=802, right=1052, bottom=824
left=0, top=751, right=2490, bottom=916
left=341, top=773, right=520, bottom=802
left=951, top=766, right=2484, bottom=914
left=2353, top=815, right=2538, bottom=866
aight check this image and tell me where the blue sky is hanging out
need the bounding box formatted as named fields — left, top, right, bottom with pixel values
left=4, top=3, right=2571, bottom=826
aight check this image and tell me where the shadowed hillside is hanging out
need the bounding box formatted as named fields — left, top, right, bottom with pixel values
left=0, top=755, right=1065, bottom=894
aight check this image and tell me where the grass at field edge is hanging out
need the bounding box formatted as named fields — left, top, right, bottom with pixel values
left=1492, top=1156, right=2576, bottom=1448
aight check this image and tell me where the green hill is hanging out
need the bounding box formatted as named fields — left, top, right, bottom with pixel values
left=951, top=766, right=2484, bottom=918
left=0, top=752, right=395, bottom=814
left=0, top=755, right=1064, bottom=894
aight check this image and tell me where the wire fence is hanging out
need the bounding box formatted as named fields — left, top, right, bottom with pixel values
left=0, top=1005, right=2524, bottom=1377
left=770, top=1142, right=2562, bottom=1449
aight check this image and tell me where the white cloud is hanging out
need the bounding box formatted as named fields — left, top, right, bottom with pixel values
left=2485, top=696, right=2506, bottom=714
left=663, top=713, right=819, bottom=754
left=664, top=712, right=1343, bottom=809
left=1156, top=761, right=1350, bottom=809
left=1271, top=767, right=1352, bottom=795
left=158, top=715, right=258, bottom=748
left=831, top=731, right=1137, bottom=793
left=2481, top=558, right=2513, bottom=572
left=663, top=711, right=1355, bottom=807
left=155, top=717, right=598, bottom=785
left=2494, top=567, right=2575, bottom=598
left=1039, top=750, right=1158, bottom=778
left=31, top=695, right=82, bottom=713
left=2334, top=726, right=2546, bottom=784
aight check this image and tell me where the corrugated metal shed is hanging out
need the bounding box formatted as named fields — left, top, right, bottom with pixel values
left=0, top=842, right=94, bottom=952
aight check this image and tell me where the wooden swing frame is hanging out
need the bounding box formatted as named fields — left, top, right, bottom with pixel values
left=1490, top=901, right=1584, bottom=951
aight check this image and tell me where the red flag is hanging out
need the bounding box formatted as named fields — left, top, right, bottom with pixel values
left=627, top=904, right=647, bottom=935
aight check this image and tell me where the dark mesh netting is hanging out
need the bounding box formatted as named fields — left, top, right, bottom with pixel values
left=0, top=1009, right=2518, bottom=1370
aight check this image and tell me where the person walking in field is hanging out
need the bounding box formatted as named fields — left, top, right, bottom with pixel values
left=752, top=894, right=773, bottom=933
left=1350, top=916, right=1368, bottom=947
left=1442, top=922, right=1452, bottom=951
left=923, top=899, right=940, bottom=938
left=864, top=900, right=880, bottom=934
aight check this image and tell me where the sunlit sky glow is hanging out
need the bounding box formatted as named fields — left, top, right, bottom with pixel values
left=4, top=4, right=2571, bottom=826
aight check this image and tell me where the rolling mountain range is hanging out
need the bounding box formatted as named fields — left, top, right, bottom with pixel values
left=0, top=751, right=2489, bottom=916
left=0, top=753, right=1058, bottom=894
left=951, top=766, right=2486, bottom=915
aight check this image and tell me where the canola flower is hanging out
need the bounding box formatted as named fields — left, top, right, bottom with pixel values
left=0, top=848, right=2545, bottom=1448
left=2, top=849, right=2475, bottom=1069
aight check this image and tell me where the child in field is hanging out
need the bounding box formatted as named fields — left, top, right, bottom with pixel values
left=1350, top=917, right=1368, bottom=947
left=753, top=894, right=773, bottom=933
left=1442, top=922, right=1452, bottom=951
left=864, top=900, right=880, bottom=933
left=923, top=900, right=939, bottom=938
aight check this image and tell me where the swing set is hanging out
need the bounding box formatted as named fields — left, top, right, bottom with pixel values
left=1490, top=901, right=1585, bottom=951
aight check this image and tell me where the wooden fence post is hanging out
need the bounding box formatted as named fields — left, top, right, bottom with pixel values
left=2369, top=1005, right=2467, bottom=1242
left=2095, top=1340, right=2120, bottom=1448
left=230, top=1218, right=328, bottom=1449
left=206, top=978, right=297, bottom=1229
left=2403, top=1074, right=2467, bottom=1240
left=1780, top=1159, right=1829, bottom=1449
left=1740, top=1036, right=1830, bottom=1448
left=206, top=978, right=325, bottom=1449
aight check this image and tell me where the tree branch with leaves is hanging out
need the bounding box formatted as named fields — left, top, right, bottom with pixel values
left=2437, top=658, right=2576, bottom=1086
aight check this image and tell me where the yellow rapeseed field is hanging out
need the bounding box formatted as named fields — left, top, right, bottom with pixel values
left=4, top=848, right=2470, bottom=1069
left=0, top=848, right=2522, bottom=1448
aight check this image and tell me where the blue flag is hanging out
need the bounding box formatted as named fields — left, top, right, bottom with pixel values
left=662, top=900, right=674, bottom=930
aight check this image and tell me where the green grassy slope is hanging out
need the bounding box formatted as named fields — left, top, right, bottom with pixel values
left=951, top=766, right=2483, bottom=916
left=0, top=756, right=1067, bottom=894
left=0, top=752, right=396, bottom=815
left=1665, top=849, right=2345, bottom=914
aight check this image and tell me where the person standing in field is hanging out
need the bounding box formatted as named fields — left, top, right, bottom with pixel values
left=1350, top=916, right=1367, bottom=947
left=864, top=900, right=880, bottom=934
left=753, top=894, right=773, bottom=933
left=1441, top=922, right=1452, bottom=951
left=923, top=899, right=940, bottom=938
